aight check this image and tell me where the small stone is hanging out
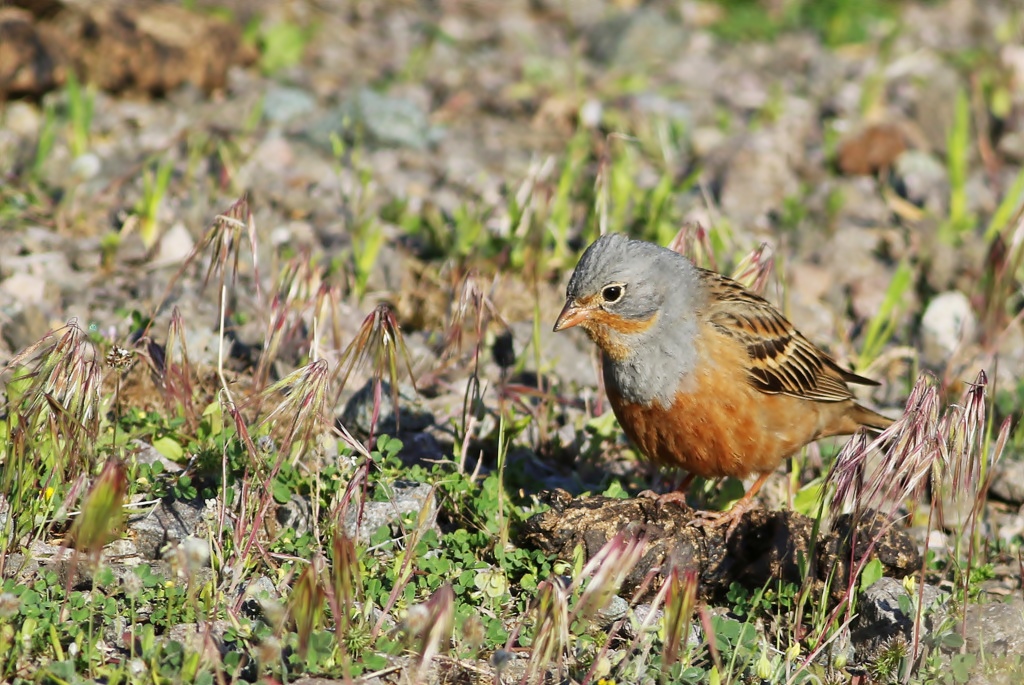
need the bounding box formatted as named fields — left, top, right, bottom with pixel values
left=988, top=461, right=1024, bottom=506
left=894, top=150, right=948, bottom=212
left=964, top=597, right=1024, bottom=657
left=69, top=152, right=102, bottom=180
left=719, top=133, right=801, bottom=228
left=152, top=221, right=195, bottom=267
left=317, top=88, right=440, bottom=150
left=127, top=498, right=209, bottom=560
left=262, top=84, right=317, bottom=124
left=340, top=380, right=433, bottom=438
left=2, top=100, right=42, bottom=137
left=342, top=480, right=437, bottom=543
left=0, top=272, right=55, bottom=306
left=920, top=291, right=976, bottom=368
left=837, top=123, right=906, bottom=176
left=594, top=595, right=629, bottom=627
left=586, top=8, right=688, bottom=71
left=1, top=305, right=51, bottom=353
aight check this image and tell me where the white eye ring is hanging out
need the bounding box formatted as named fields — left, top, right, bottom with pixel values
left=602, top=284, right=624, bottom=303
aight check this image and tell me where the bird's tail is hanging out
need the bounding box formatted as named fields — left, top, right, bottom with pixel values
left=849, top=403, right=895, bottom=432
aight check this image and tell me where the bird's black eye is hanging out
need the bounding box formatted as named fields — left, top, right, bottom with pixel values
left=602, top=284, right=623, bottom=303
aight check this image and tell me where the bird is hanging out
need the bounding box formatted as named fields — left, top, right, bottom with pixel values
left=553, top=232, right=893, bottom=529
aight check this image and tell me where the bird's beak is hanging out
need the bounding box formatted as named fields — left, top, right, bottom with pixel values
left=553, top=300, right=588, bottom=332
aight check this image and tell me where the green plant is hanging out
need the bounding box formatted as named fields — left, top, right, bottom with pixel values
left=247, top=19, right=312, bottom=74
left=941, top=88, right=976, bottom=243
left=64, top=70, right=95, bottom=158
left=857, top=258, right=913, bottom=370
left=130, top=156, right=175, bottom=250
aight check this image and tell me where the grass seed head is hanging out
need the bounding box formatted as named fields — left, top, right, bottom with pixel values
left=288, top=559, right=326, bottom=658
left=69, top=457, right=127, bottom=559
left=330, top=532, right=361, bottom=632
left=525, top=579, right=570, bottom=683
left=661, top=566, right=698, bottom=669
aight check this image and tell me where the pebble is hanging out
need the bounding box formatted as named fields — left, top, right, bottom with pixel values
left=919, top=290, right=976, bottom=368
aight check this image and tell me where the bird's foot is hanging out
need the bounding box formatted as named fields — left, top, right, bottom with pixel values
left=687, top=497, right=759, bottom=539
left=639, top=489, right=690, bottom=509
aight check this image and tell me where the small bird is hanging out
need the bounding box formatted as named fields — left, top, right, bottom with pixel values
left=554, top=233, right=893, bottom=527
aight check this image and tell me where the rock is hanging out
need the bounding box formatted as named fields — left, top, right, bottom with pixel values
left=585, top=8, right=688, bottom=71
left=241, top=575, right=285, bottom=623
left=828, top=177, right=894, bottom=228
left=3, top=100, right=42, bottom=137
left=273, top=494, right=311, bottom=537
left=319, top=88, right=440, bottom=150
left=130, top=439, right=184, bottom=474
left=262, top=84, right=317, bottom=125
left=523, top=320, right=597, bottom=389
left=0, top=272, right=57, bottom=307
left=342, top=480, right=437, bottom=544
left=56, top=4, right=255, bottom=95
left=837, top=123, right=907, bottom=176
left=165, top=620, right=232, bottom=662
left=69, top=151, right=101, bottom=180
left=152, top=221, right=195, bottom=267
left=0, top=8, right=65, bottom=99
left=127, top=498, right=209, bottom=560
left=997, top=130, right=1024, bottom=163
left=718, top=133, right=801, bottom=228
left=851, top=577, right=947, bottom=667
left=964, top=597, right=1024, bottom=657
left=0, top=3, right=255, bottom=99
left=594, top=595, right=629, bottom=627
left=920, top=291, right=977, bottom=368
left=988, top=461, right=1024, bottom=506
left=893, top=150, right=948, bottom=213
left=890, top=53, right=963, bottom=154
left=340, top=380, right=434, bottom=439
left=1, top=304, right=51, bottom=353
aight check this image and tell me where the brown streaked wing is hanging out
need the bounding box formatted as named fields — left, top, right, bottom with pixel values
left=697, top=268, right=857, bottom=403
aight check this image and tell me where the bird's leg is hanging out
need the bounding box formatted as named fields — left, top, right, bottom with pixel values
left=639, top=472, right=698, bottom=507
left=675, top=472, right=698, bottom=493
left=689, top=472, right=771, bottom=537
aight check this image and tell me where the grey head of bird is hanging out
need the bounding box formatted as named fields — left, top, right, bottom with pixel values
left=553, top=233, right=706, bottom=407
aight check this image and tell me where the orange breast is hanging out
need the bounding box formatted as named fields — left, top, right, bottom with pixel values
left=604, top=329, right=842, bottom=479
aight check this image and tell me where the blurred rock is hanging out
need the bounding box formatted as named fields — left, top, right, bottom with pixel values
left=342, top=480, right=437, bottom=543
left=341, top=380, right=434, bottom=439
left=1, top=3, right=255, bottom=99
left=964, top=597, right=1024, bottom=657
left=262, top=84, right=317, bottom=125
left=0, top=8, right=65, bottom=99
left=56, top=3, right=255, bottom=95
left=585, top=8, right=688, bottom=71
left=837, top=123, right=906, bottom=176
left=895, top=55, right=961, bottom=154
left=317, top=88, right=440, bottom=150
left=988, top=460, right=1024, bottom=507
left=128, top=498, right=209, bottom=560
left=152, top=221, right=195, bottom=268
left=920, top=291, right=976, bottom=368
left=893, top=150, right=948, bottom=212
left=1, top=304, right=50, bottom=353
left=719, top=133, right=800, bottom=228
left=69, top=152, right=101, bottom=180
left=0, top=271, right=57, bottom=307
left=2, top=100, right=42, bottom=137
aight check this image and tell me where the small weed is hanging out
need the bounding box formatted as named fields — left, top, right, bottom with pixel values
left=64, top=70, right=95, bottom=158
left=124, top=156, right=175, bottom=251
left=247, top=19, right=312, bottom=74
